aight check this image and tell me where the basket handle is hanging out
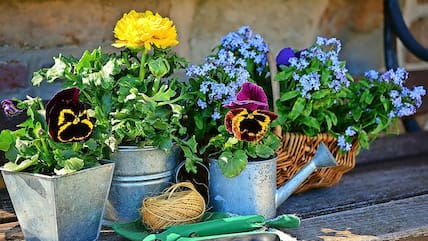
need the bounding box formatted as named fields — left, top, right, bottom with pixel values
left=267, top=50, right=282, bottom=137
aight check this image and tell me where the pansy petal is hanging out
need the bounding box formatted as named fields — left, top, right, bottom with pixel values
left=225, top=82, right=269, bottom=111
left=224, top=111, right=234, bottom=134
left=276, top=47, right=295, bottom=67
left=226, top=100, right=268, bottom=112
left=230, top=109, right=276, bottom=142
left=1, top=99, right=23, bottom=117
left=46, top=87, right=94, bottom=143
left=236, top=82, right=268, bottom=103
left=257, top=109, right=278, bottom=122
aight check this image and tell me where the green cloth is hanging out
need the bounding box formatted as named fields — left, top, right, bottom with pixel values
left=112, top=213, right=300, bottom=241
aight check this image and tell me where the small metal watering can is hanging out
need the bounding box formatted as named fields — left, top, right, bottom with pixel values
left=208, top=142, right=338, bottom=218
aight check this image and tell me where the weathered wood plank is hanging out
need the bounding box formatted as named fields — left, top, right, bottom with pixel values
left=0, top=189, right=15, bottom=224
left=277, top=155, right=428, bottom=218
left=0, top=221, right=22, bottom=241
left=357, top=130, right=428, bottom=164
left=0, top=222, right=128, bottom=241
left=285, top=195, right=428, bottom=241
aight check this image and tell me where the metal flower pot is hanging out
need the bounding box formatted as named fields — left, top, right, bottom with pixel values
left=104, top=145, right=180, bottom=224
left=209, top=157, right=278, bottom=219
left=0, top=162, right=115, bottom=241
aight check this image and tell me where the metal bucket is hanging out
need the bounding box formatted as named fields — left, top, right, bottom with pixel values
left=1, top=162, right=115, bottom=241
left=209, top=157, right=277, bottom=219
left=104, top=145, right=179, bottom=224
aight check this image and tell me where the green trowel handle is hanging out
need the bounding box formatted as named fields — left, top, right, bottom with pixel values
left=143, top=215, right=266, bottom=241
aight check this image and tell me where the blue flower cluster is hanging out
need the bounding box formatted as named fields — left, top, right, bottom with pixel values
left=366, top=67, right=425, bottom=118
left=337, top=126, right=356, bottom=151
left=337, top=67, right=426, bottom=152
left=275, top=35, right=426, bottom=154
left=289, top=37, right=350, bottom=98
left=186, top=52, right=249, bottom=120
left=220, top=25, right=269, bottom=74
left=186, top=26, right=269, bottom=121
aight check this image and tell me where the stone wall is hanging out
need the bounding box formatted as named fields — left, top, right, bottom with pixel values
left=0, top=0, right=390, bottom=100
left=1, top=0, right=427, bottom=100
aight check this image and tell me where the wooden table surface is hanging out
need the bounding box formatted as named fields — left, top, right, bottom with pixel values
left=1, top=131, right=428, bottom=241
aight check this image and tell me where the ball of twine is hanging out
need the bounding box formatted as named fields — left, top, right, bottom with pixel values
left=141, top=182, right=206, bottom=230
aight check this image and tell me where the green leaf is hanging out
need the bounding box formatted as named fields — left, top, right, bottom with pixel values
left=321, top=68, right=329, bottom=84
left=300, top=116, right=320, bottom=131
left=45, top=55, right=68, bottom=81
left=0, top=130, right=15, bottom=152
left=353, top=109, right=363, bottom=122
left=358, top=130, right=369, bottom=149
left=279, top=90, right=300, bottom=102
left=289, top=97, right=306, bottom=120
left=218, top=150, right=248, bottom=178
left=224, top=137, right=238, bottom=148
left=148, top=57, right=170, bottom=77
left=311, top=89, right=330, bottom=99
left=55, top=157, right=85, bottom=175
left=301, top=101, right=312, bottom=116
left=255, top=144, right=275, bottom=159
left=85, top=139, right=98, bottom=150
left=360, top=89, right=373, bottom=105
left=3, top=154, right=39, bottom=172
left=31, top=70, right=46, bottom=86
left=275, top=68, right=293, bottom=82
left=194, top=115, right=204, bottom=130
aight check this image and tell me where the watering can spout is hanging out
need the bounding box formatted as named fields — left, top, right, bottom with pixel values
left=275, top=142, right=337, bottom=208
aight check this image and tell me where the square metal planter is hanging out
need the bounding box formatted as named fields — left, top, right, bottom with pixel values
left=1, top=162, right=114, bottom=241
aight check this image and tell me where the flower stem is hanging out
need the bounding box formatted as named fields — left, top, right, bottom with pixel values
left=40, top=138, right=50, bottom=155
left=139, top=49, right=148, bottom=81
left=72, top=142, right=79, bottom=153
left=152, top=77, right=161, bottom=94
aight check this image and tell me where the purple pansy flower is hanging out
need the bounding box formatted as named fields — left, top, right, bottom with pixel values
left=1, top=99, right=23, bottom=117
left=276, top=47, right=306, bottom=67
left=276, top=48, right=295, bottom=67
left=224, top=82, right=268, bottom=111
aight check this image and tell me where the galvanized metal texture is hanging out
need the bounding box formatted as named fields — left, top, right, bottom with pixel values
left=209, top=156, right=277, bottom=219
left=1, top=162, right=115, bottom=241
left=104, top=145, right=179, bottom=224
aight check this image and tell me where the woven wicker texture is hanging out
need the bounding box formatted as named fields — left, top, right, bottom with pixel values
left=276, top=132, right=357, bottom=193
left=141, top=182, right=206, bottom=230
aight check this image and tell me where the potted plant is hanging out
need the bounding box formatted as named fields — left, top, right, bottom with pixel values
left=31, top=10, right=188, bottom=223
left=178, top=25, right=273, bottom=172
left=274, top=36, right=426, bottom=192
left=0, top=88, right=114, bottom=241
left=177, top=26, right=281, bottom=218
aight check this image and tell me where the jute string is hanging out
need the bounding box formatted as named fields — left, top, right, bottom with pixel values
left=141, top=182, right=206, bottom=230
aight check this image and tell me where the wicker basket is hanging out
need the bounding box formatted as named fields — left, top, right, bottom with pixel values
left=267, top=52, right=357, bottom=193
left=276, top=132, right=357, bottom=193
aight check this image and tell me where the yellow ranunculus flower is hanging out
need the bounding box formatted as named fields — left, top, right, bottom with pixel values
left=112, top=10, right=179, bottom=50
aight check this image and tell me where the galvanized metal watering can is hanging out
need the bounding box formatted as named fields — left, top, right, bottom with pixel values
left=208, top=142, right=338, bottom=218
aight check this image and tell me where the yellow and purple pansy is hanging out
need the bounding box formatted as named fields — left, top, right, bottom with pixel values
left=224, top=82, right=277, bottom=142
left=46, top=87, right=94, bottom=143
